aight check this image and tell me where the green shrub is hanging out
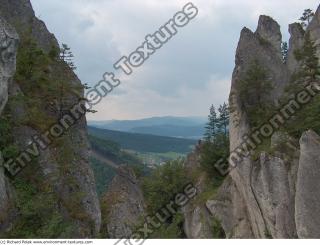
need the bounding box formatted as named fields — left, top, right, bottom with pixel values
left=212, top=217, right=226, bottom=238
left=142, top=159, right=189, bottom=214
left=0, top=110, right=19, bottom=161
left=5, top=178, right=73, bottom=238
left=150, top=212, right=185, bottom=238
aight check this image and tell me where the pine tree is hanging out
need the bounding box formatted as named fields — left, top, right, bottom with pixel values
left=239, top=60, right=273, bottom=108
left=48, top=44, right=59, bottom=60
left=217, top=103, right=229, bottom=136
left=204, top=105, right=218, bottom=142
left=83, top=83, right=92, bottom=90
left=60, top=43, right=76, bottom=70
left=201, top=103, right=230, bottom=180
left=238, top=60, right=274, bottom=128
left=300, top=9, right=315, bottom=28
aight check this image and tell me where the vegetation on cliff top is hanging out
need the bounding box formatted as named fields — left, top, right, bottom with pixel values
left=284, top=31, right=320, bottom=138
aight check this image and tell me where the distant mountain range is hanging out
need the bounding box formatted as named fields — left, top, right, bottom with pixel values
left=88, top=116, right=206, bottom=139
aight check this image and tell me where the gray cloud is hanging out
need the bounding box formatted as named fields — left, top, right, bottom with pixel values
left=31, top=0, right=319, bottom=120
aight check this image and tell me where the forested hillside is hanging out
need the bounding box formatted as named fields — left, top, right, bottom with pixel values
left=88, top=126, right=197, bottom=153
left=89, top=135, right=149, bottom=195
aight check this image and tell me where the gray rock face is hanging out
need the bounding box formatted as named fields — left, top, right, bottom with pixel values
left=251, top=153, right=298, bottom=238
left=102, top=166, right=146, bottom=238
left=209, top=148, right=299, bottom=239
left=229, top=15, right=286, bottom=154
left=230, top=16, right=287, bottom=110
left=256, top=15, right=282, bottom=57
left=295, top=130, right=320, bottom=238
left=183, top=205, right=213, bottom=238
left=287, top=23, right=305, bottom=76
left=0, top=15, right=18, bottom=232
left=0, top=0, right=58, bottom=51
left=206, top=176, right=253, bottom=238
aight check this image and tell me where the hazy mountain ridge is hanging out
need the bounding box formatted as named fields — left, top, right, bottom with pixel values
left=89, top=116, right=206, bottom=139
left=88, top=126, right=197, bottom=154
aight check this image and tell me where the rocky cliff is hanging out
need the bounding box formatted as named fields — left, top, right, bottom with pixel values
left=0, top=0, right=100, bottom=238
left=100, top=166, right=146, bottom=238
left=206, top=4, right=320, bottom=239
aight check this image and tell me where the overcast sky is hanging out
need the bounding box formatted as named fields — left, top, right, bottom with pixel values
left=31, top=0, right=319, bottom=120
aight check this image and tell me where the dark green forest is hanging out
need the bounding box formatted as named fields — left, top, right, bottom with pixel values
left=88, top=126, right=196, bottom=154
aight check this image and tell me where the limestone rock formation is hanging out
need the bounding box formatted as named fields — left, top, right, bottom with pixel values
left=206, top=176, right=253, bottom=238
left=0, top=0, right=58, bottom=51
left=256, top=15, right=282, bottom=58
left=101, top=166, right=146, bottom=238
left=250, top=152, right=298, bottom=238
left=208, top=4, right=320, bottom=239
left=227, top=15, right=289, bottom=238
left=287, top=23, right=305, bottom=76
